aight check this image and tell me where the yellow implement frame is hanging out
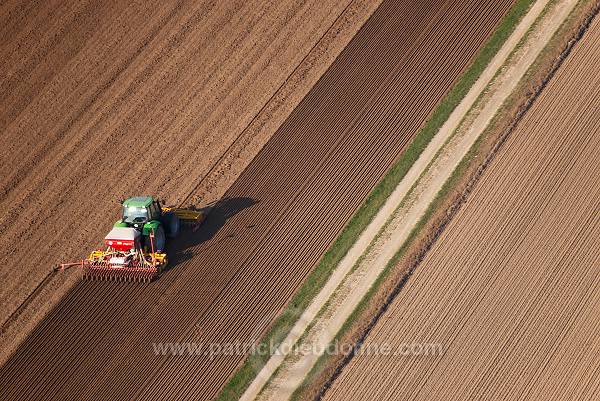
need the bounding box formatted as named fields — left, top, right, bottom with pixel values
left=87, top=249, right=167, bottom=268
left=162, top=207, right=206, bottom=225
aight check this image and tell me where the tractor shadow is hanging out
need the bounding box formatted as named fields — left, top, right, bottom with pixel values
left=163, top=196, right=258, bottom=271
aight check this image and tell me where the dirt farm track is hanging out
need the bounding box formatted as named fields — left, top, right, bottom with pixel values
left=0, top=0, right=515, bottom=399
left=323, top=9, right=600, bottom=401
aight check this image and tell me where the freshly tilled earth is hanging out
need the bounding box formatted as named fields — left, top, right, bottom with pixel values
left=0, top=0, right=359, bottom=324
left=323, top=12, right=600, bottom=401
left=0, top=0, right=514, bottom=399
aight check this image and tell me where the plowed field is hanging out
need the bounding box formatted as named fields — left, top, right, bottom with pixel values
left=323, top=12, right=600, bottom=401
left=0, top=0, right=367, bottom=324
left=0, top=0, right=514, bottom=399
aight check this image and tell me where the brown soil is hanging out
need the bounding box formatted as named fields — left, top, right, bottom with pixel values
left=319, top=5, right=600, bottom=400
left=0, top=0, right=513, bottom=399
left=0, top=0, right=381, bottom=355
left=297, top=3, right=600, bottom=399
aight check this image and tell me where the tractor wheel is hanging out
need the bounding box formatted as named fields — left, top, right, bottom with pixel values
left=155, top=226, right=166, bottom=252
left=164, top=212, right=180, bottom=238
left=146, top=226, right=166, bottom=253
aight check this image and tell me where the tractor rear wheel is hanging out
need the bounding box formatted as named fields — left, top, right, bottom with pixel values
left=164, top=212, right=180, bottom=238
left=146, top=226, right=166, bottom=252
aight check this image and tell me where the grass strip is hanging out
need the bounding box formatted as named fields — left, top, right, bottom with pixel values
left=216, top=1, right=535, bottom=399
left=292, top=0, right=596, bottom=398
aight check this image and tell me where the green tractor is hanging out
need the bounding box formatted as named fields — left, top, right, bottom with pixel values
left=114, top=196, right=181, bottom=252
left=57, top=196, right=205, bottom=281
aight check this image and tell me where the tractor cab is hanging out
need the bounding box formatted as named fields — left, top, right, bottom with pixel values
left=121, top=196, right=162, bottom=226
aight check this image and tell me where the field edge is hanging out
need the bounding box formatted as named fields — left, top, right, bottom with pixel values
left=298, top=1, right=600, bottom=400
left=215, top=0, right=536, bottom=399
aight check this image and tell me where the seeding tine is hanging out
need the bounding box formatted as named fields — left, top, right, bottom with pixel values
left=72, top=256, right=162, bottom=282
